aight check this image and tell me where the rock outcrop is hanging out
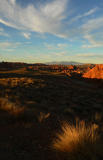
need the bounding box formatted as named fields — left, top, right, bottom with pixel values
left=83, top=64, right=103, bottom=79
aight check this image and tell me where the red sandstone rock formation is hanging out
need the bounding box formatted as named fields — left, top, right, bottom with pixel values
left=83, top=64, right=103, bottom=79
left=67, top=65, right=74, bottom=70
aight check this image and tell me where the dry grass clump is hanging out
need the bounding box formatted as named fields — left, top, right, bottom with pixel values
left=52, top=120, right=102, bottom=159
left=0, top=98, right=24, bottom=116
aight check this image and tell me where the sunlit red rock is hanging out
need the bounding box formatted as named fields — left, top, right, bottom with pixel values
left=83, top=64, right=103, bottom=79
left=67, top=65, right=74, bottom=70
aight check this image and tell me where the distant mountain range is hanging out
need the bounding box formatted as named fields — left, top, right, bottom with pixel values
left=0, top=61, right=84, bottom=66
left=46, top=61, right=83, bottom=65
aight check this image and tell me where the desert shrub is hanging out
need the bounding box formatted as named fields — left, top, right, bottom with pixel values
left=52, top=120, right=102, bottom=160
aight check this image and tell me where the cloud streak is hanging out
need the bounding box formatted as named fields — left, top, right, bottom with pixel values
left=82, top=17, right=103, bottom=33
left=82, top=34, right=103, bottom=48
left=0, top=0, right=68, bottom=37
left=69, top=7, right=98, bottom=24
left=0, top=41, right=21, bottom=49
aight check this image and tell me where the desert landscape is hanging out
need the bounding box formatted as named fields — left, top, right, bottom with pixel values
left=0, top=62, right=103, bottom=160
left=0, top=0, right=103, bottom=159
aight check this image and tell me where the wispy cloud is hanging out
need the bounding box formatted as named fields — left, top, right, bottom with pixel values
left=0, top=41, right=21, bottom=49
left=0, top=0, right=103, bottom=65
left=0, top=19, right=17, bottom=29
left=0, top=0, right=68, bottom=37
left=83, top=7, right=98, bottom=16
left=82, top=34, right=103, bottom=48
left=82, top=17, right=103, bottom=33
left=0, top=0, right=102, bottom=41
left=79, top=15, right=103, bottom=48
left=44, top=43, right=68, bottom=50
left=22, top=32, right=31, bottom=39
left=0, top=42, right=11, bottom=48
left=69, top=7, right=98, bottom=24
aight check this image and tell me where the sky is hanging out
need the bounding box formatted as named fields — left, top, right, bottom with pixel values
left=0, top=0, right=103, bottom=64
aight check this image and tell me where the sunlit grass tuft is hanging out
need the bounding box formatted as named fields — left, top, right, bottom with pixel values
left=52, top=120, right=102, bottom=159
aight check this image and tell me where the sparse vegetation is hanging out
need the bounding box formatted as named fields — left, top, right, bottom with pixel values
left=0, top=64, right=103, bottom=160
left=52, top=121, right=102, bottom=160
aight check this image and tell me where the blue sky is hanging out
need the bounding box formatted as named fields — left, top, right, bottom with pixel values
left=0, top=0, right=103, bottom=63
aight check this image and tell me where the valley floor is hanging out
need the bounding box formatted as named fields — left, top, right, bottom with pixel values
left=0, top=68, right=103, bottom=160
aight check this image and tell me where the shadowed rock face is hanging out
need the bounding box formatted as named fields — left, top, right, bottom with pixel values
left=83, top=64, right=103, bottom=79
